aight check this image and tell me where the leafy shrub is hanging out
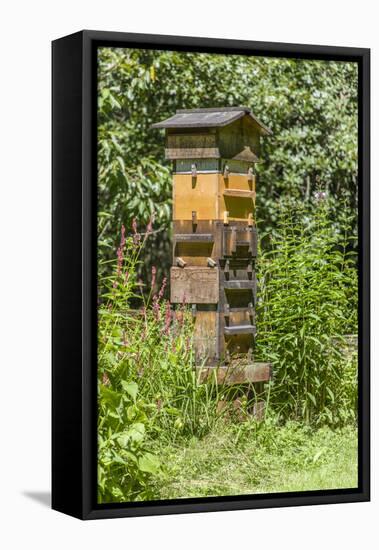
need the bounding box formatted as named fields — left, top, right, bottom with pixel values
left=97, top=223, right=221, bottom=502
left=255, top=196, right=358, bottom=425
left=98, top=381, right=161, bottom=502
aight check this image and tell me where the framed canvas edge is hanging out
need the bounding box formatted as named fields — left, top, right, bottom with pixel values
left=52, top=30, right=370, bottom=520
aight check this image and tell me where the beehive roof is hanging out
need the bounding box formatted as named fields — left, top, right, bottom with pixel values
left=152, top=107, right=272, bottom=135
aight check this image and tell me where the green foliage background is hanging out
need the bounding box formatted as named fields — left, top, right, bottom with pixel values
left=97, top=48, right=359, bottom=502
left=98, top=47, right=358, bottom=284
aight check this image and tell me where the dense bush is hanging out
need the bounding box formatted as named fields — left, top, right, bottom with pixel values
left=255, top=196, right=358, bottom=425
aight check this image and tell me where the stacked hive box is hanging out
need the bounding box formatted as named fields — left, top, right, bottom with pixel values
left=152, top=107, right=272, bottom=384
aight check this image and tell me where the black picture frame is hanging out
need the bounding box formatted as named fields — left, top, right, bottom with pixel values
left=52, top=30, right=370, bottom=520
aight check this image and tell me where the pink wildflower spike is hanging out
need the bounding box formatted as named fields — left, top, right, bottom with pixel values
left=163, top=301, right=171, bottom=335
left=151, top=266, right=157, bottom=290
left=141, top=305, right=147, bottom=322
left=176, top=310, right=183, bottom=327
left=116, top=247, right=123, bottom=276
left=132, top=218, right=141, bottom=246
left=116, top=224, right=127, bottom=277
left=185, top=336, right=191, bottom=353
left=314, top=190, right=327, bottom=202
left=120, top=224, right=126, bottom=247
left=152, top=295, right=160, bottom=320
left=133, top=232, right=141, bottom=246
left=146, top=213, right=155, bottom=234
left=158, top=277, right=167, bottom=300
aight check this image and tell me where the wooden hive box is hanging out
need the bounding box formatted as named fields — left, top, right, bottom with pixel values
left=152, top=107, right=272, bottom=381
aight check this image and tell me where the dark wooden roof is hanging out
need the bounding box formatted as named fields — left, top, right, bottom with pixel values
left=152, top=107, right=272, bottom=135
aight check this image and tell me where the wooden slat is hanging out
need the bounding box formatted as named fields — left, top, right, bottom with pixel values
left=197, top=363, right=272, bottom=385
left=225, top=306, right=252, bottom=313
left=174, top=233, right=214, bottom=242
left=224, top=324, right=256, bottom=335
left=166, top=147, right=220, bottom=160
left=224, top=280, right=255, bottom=290
left=223, top=189, right=256, bottom=198
left=167, top=132, right=217, bottom=148
left=236, top=240, right=252, bottom=248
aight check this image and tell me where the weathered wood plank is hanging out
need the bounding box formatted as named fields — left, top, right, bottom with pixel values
left=166, top=147, right=220, bottom=160
left=170, top=267, right=219, bottom=304
left=193, top=310, right=218, bottom=364
left=217, top=117, right=262, bottom=159
left=174, top=233, right=214, bottom=242
left=224, top=306, right=253, bottom=314
left=167, top=132, right=217, bottom=148
left=224, top=324, right=256, bottom=336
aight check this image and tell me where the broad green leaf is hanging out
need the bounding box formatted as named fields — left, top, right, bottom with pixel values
left=117, top=423, right=145, bottom=447
left=121, top=381, right=138, bottom=401
left=139, top=452, right=161, bottom=474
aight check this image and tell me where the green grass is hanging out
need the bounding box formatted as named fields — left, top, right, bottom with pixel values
left=152, top=422, right=358, bottom=499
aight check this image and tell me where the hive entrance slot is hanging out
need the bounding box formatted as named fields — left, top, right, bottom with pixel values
left=222, top=226, right=257, bottom=257
left=224, top=280, right=255, bottom=290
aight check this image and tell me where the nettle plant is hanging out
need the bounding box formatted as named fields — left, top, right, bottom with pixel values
left=255, top=195, right=358, bottom=425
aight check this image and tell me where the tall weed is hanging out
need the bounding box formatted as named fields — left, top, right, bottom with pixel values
left=255, top=196, right=358, bottom=424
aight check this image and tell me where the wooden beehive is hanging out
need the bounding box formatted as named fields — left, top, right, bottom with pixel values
left=152, top=107, right=272, bottom=383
